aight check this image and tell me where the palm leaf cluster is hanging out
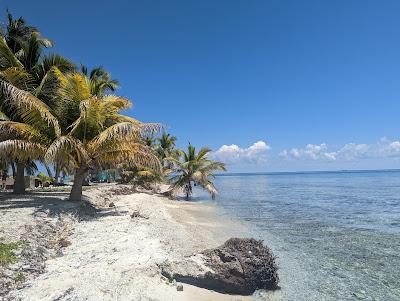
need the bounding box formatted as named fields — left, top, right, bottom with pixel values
left=0, top=11, right=161, bottom=200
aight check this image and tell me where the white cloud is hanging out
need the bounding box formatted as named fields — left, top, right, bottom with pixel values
left=279, top=143, right=337, bottom=161
left=210, top=141, right=270, bottom=164
left=280, top=138, right=400, bottom=162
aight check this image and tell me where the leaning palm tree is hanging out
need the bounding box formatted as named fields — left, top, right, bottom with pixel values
left=45, top=72, right=161, bottom=201
left=169, top=144, right=226, bottom=200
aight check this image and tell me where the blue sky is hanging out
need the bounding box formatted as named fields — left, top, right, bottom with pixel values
left=3, top=0, right=400, bottom=172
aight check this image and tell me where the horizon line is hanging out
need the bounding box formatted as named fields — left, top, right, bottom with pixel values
left=216, top=168, right=400, bottom=176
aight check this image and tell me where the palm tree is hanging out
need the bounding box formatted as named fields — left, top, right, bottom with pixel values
left=0, top=80, right=60, bottom=193
left=81, top=65, right=119, bottom=96
left=170, top=144, right=226, bottom=200
left=0, top=12, right=75, bottom=187
left=156, top=131, right=177, bottom=164
left=45, top=72, right=161, bottom=201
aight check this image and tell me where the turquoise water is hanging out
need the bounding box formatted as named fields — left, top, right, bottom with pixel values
left=197, top=170, right=400, bottom=300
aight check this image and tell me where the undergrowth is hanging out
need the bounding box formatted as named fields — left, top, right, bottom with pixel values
left=0, top=239, right=28, bottom=266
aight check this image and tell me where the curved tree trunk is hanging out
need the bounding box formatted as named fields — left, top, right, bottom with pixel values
left=13, top=161, right=25, bottom=194
left=69, top=168, right=86, bottom=202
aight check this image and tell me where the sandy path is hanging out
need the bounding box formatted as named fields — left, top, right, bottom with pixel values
left=6, top=186, right=251, bottom=301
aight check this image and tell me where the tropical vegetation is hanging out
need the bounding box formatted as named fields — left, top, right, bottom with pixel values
left=169, top=144, right=226, bottom=200
left=0, top=11, right=226, bottom=201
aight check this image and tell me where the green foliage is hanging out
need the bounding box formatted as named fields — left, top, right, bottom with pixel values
left=170, top=144, right=226, bottom=200
left=155, top=131, right=178, bottom=167
left=37, top=171, right=52, bottom=184
left=119, top=164, right=161, bottom=190
left=0, top=239, right=28, bottom=266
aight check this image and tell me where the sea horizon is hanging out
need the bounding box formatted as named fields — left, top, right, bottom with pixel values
left=217, top=168, right=400, bottom=176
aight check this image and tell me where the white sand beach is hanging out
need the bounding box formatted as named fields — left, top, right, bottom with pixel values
left=1, top=185, right=254, bottom=301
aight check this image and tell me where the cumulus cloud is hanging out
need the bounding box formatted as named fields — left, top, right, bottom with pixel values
left=279, top=143, right=337, bottom=161
left=210, top=141, right=270, bottom=164
left=279, top=138, right=400, bottom=161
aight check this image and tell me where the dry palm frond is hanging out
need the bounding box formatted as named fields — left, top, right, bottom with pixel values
left=102, top=95, right=131, bottom=111
left=0, top=139, right=45, bottom=160
left=94, top=142, right=161, bottom=172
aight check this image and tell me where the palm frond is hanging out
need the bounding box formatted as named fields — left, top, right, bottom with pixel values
left=0, top=121, right=46, bottom=143
left=0, top=36, right=24, bottom=69
left=0, top=67, right=34, bottom=91
left=88, top=122, right=147, bottom=150
left=0, top=139, right=45, bottom=160
left=95, top=142, right=161, bottom=172
left=0, top=80, right=61, bottom=137
left=45, top=136, right=89, bottom=167
left=0, top=111, right=9, bottom=121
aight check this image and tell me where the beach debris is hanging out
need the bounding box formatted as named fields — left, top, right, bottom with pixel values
left=176, top=284, right=184, bottom=291
left=160, top=237, right=279, bottom=295
left=58, top=238, right=71, bottom=248
left=108, top=202, right=115, bottom=208
left=108, top=185, right=137, bottom=195
left=0, top=214, right=76, bottom=297
left=130, top=210, right=149, bottom=219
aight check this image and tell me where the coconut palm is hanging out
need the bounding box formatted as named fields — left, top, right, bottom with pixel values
left=3, top=10, right=42, bottom=54
left=0, top=13, right=75, bottom=186
left=0, top=80, right=60, bottom=193
left=169, top=144, right=226, bottom=200
left=45, top=72, right=161, bottom=201
left=81, top=65, right=119, bottom=96
left=156, top=131, right=177, bottom=163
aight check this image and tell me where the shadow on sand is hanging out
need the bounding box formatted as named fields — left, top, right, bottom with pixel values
left=0, top=191, right=128, bottom=221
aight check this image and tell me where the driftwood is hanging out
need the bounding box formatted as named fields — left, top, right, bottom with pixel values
left=160, top=237, right=279, bottom=295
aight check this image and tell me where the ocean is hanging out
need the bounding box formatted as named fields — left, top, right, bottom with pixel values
left=196, top=170, right=400, bottom=300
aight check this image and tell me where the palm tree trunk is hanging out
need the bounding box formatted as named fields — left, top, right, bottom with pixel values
left=45, top=164, right=53, bottom=179
left=13, top=161, right=25, bottom=194
left=186, top=181, right=192, bottom=201
left=10, top=161, right=16, bottom=177
left=54, top=161, right=61, bottom=184
left=69, top=167, right=86, bottom=201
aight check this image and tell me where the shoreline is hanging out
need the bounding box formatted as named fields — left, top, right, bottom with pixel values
left=2, top=184, right=255, bottom=301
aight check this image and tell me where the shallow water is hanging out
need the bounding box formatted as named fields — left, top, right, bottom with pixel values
left=195, top=170, right=400, bottom=301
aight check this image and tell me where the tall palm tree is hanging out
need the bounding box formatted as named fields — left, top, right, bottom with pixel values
left=81, top=65, right=119, bottom=96
left=0, top=13, right=75, bottom=186
left=3, top=10, right=41, bottom=54
left=45, top=72, right=161, bottom=201
left=170, top=144, right=226, bottom=200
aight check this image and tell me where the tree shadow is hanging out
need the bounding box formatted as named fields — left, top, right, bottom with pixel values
left=0, top=192, right=128, bottom=221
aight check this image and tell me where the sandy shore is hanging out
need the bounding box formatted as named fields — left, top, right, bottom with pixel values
left=1, top=184, right=255, bottom=301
